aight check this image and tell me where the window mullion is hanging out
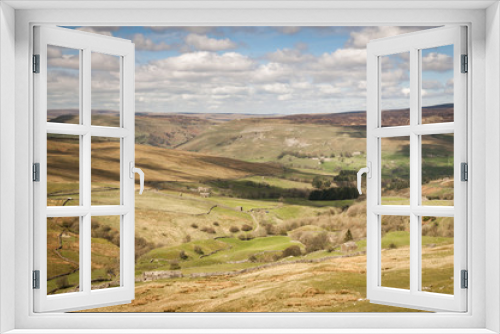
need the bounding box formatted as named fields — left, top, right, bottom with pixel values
left=82, top=47, right=92, bottom=294
left=409, top=47, right=420, bottom=294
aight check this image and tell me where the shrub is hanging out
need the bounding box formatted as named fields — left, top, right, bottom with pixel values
left=183, top=235, right=191, bottom=243
left=304, top=232, right=329, bottom=253
left=179, top=250, right=188, bottom=260
left=282, top=245, right=301, bottom=258
left=200, top=226, right=216, bottom=234
left=248, top=255, right=258, bottom=263
left=229, top=226, right=240, bottom=233
left=170, top=261, right=181, bottom=270
left=135, top=236, right=155, bottom=262
left=194, top=245, right=204, bottom=255
left=344, top=229, right=353, bottom=242
left=213, top=222, right=219, bottom=226
left=241, top=224, right=253, bottom=232
left=389, top=243, right=397, bottom=249
left=191, top=223, right=198, bottom=229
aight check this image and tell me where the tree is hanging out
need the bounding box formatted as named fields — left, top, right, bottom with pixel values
left=194, top=245, right=204, bottom=255
left=179, top=250, right=188, bottom=260
left=282, top=245, right=302, bottom=258
left=312, top=176, right=324, bottom=189
left=344, top=229, right=353, bottom=242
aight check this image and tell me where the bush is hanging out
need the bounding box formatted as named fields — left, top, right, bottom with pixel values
left=194, top=245, right=204, bottom=255
left=241, top=224, right=253, bottom=232
left=135, top=236, right=155, bottom=262
left=183, top=235, right=191, bottom=243
left=344, top=229, right=353, bottom=242
left=389, top=243, right=397, bottom=249
left=229, top=226, right=240, bottom=233
left=248, top=255, right=258, bottom=263
left=201, top=226, right=216, bottom=234
left=213, top=222, right=219, bottom=226
left=312, top=176, right=332, bottom=189
left=238, top=234, right=253, bottom=241
left=191, top=223, right=198, bottom=229
left=179, top=250, right=188, bottom=260
left=304, top=232, right=329, bottom=253
left=282, top=245, right=302, bottom=258
left=170, top=261, right=181, bottom=270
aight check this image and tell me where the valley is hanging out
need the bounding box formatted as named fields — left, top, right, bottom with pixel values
left=45, top=107, right=455, bottom=312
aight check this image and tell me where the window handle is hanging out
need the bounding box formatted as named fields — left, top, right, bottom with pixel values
left=129, top=162, right=145, bottom=195
left=357, top=162, right=371, bottom=195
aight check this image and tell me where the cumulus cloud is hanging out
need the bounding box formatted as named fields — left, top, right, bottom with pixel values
left=267, top=48, right=314, bottom=64
left=422, top=52, right=453, bottom=72
left=47, top=46, right=120, bottom=71
left=132, top=34, right=171, bottom=51
left=184, top=34, right=237, bottom=51
left=50, top=26, right=454, bottom=115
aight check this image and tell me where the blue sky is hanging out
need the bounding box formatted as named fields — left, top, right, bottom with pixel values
left=49, top=26, right=453, bottom=114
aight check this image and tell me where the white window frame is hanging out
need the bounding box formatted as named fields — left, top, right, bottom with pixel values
left=0, top=1, right=499, bottom=333
left=33, top=25, right=136, bottom=312
left=366, top=26, right=467, bottom=312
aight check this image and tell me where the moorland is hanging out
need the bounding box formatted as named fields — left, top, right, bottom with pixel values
left=45, top=105, right=455, bottom=312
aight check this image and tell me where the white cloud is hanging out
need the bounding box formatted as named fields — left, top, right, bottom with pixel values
left=261, top=83, right=291, bottom=95
left=422, top=52, right=453, bottom=72
left=52, top=26, right=451, bottom=115
left=132, top=34, right=171, bottom=51
left=422, top=80, right=443, bottom=90
left=267, top=48, right=314, bottom=64
left=315, top=48, right=367, bottom=68
left=184, top=34, right=237, bottom=51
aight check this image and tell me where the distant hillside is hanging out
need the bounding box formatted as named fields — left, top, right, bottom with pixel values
left=47, top=137, right=283, bottom=185
left=176, top=118, right=366, bottom=164
left=48, top=109, right=215, bottom=149
left=135, top=113, right=215, bottom=149
left=279, top=104, right=453, bottom=126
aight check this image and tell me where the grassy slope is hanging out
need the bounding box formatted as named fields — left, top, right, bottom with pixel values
left=48, top=108, right=455, bottom=311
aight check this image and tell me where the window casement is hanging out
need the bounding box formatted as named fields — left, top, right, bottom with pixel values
left=364, top=26, right=468, bottom=312
left=33, top=26, right=140, bottom=312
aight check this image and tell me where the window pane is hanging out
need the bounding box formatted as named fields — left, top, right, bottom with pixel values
left=91, top=52, right=121, bottom=127
left=421, top=216, right=454, bottom=295
left=380, top=215, right=410, bottom=290
left=380, top=52, right=410, bottom=127
left=91, top=216, right=121, bottom=290
left=421, top=134, right=454, bottom=206
left=47, top=45, right=80, bottom=124
left=421, top=45, right=454, bottom=124
left=47, top=216, right=80, bottom=295
left=47, top=134, right=80, bottom=206
left=381, top=137, right=410, bottom=205
left=91, top=137, right=121, bottom=205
